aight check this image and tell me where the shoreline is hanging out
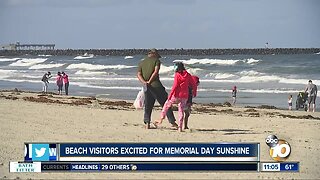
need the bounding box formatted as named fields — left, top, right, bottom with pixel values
left=1, top=48, right=320, bottom=56
left=1, top=88, right=320, bottom=121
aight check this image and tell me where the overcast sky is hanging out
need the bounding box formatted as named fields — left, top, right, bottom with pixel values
left=0, top=0, right=319, bottom=49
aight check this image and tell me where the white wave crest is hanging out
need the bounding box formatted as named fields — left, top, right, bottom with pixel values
left=174, top=58, right=260, bottom=66
left=159, top=64, right=174, bottom=74
left=205, top=73, right=237, bottom=79
left=240, top=89, right=300, bottom=94
left=0, top=58, right=20, bottom=62
left=75, top=70, right=107, bottom=75
left=0, top=69, right=17, bottom=79
left=124, top=56, right=134, bottom=59
left=215, top=73, right=237, bottom=79
left=74, top=54, right=94, bottom=60
left=38, top=54, right=52, bottom=57
left=159, top=64, right=202, bottom=75
left=9, top=58, right=47, bottom=67
left=0, top=78, right=40, bottom=83
left=246, top=58, right=260, bottom=64
left=202, top=71, right=319, bottom=85
left=29, top=63, right=65, bottom=69
left=201, top=88, right=301, bottom=94
left=74, top=82, right=141, bottom=90
left=184, top=58, right=240, bottom=65
left=186, top=68, right=202, bottom=75
left=238, top=70, right=264, bottom=76
left=66, top=63, right=135, bottom=70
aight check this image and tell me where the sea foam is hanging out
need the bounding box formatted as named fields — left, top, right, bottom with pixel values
left=0, top=58, right=20, bottom=62
left=29, top=63, right=65, bottom=69
left=9, top=58, right=47, bottom=67
left=66, top=63, right=135, bottom=70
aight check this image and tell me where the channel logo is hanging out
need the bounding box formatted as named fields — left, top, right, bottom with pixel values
left=24, top=143, right=57, bottom=161
left=265, top=135, right=291, bottom=162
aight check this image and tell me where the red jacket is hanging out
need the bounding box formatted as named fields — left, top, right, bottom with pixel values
left=168, top=70, right=197, bottom=100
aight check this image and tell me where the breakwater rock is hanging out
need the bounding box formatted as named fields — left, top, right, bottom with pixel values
left=1, top=48, right=319, bottom=56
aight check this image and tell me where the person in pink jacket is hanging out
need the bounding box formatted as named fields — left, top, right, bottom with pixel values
left=154, top=62, right=197, bottom=132
left=62, top=72, right=69, bottom=95
left=56, top=72, right=63, bottom=95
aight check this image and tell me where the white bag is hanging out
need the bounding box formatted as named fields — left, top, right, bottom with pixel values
left=133, top=87, right=145, bottom=109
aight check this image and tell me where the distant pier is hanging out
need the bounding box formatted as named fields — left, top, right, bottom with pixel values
left=1, top=42, right=55, bottom=51
left=16, top=44, right=55, bottom=50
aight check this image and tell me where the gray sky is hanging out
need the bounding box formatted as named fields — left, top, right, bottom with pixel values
left=0, top=0, right=319, bottom=49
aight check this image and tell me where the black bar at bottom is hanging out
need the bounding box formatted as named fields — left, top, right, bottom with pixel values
left=41, top=162, right=258, bottom=172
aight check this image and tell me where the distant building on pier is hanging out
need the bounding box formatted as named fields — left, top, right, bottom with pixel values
left=1, top=42, right=55, bottom=50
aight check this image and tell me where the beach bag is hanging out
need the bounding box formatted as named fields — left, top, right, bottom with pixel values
left=133, top=88, right=145, bottom=109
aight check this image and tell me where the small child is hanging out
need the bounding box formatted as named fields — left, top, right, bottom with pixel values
left=288, top=95, right=293, bottom=110
left=184, top=76, right=200, bottom=130
left=154, top=62, right=197, bottom=132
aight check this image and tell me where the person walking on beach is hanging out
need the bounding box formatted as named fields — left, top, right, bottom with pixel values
left=62, top=72, right=69, bottom=95
left=41, top=71, right=51, bottom=93
left=56, top=72, right=63, bottom=95
left=184, top=75, right=199, bottom=130
left=137, top=48, right=178, bottom=129
left=154, top=62, right=197, bottom=132
left=232, top=86, right=237, bottom=105
left=305, top=80, right=318, bottom=112
left=288, top=95, right=293, bottom=110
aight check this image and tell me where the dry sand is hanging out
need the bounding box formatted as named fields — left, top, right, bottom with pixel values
left=0, top=90, right=319, bottom=179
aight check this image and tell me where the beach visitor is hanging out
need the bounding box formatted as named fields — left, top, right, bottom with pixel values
left=62, top=72, right=69, bottom=95
left=154, top=62, right=197, bottom=132
left=56, top=72, right=63, bottom=95
left=232, top=85, right=237, bottom=105
left=184, top=75, right=199, bottom=130
left=41, top=71, right=51, bottom=93
left=137, top=48, right=178, bottom=129
left=288, top=95, right=293, bottom=110
left=305, top=80, right=318, bottom=112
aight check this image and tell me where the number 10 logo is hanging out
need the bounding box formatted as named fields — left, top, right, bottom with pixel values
left=266, top=135, right=291, bottom=162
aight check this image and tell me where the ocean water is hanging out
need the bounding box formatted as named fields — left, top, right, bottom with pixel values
left=0, top=53, right=319, bottom=109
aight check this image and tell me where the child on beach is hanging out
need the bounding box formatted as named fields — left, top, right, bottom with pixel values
left=184, top=75, right=200, bottom=130
left=56, top=72, right=63, bottom=95
left=154, top=62, right=197, bottom=132
left=62, top=72, right=69, bottom=95
left=288, top=95, right=293, bottom=110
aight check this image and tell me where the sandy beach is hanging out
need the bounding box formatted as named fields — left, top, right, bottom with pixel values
left=0, top=89, right=319, bottom=179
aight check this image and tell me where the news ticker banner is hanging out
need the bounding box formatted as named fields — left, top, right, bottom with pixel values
left=9, top=142, right=300, bottom=172
left=9, top=162, right=299, bottom=172
left=24, top=143, right=260, bottom=162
